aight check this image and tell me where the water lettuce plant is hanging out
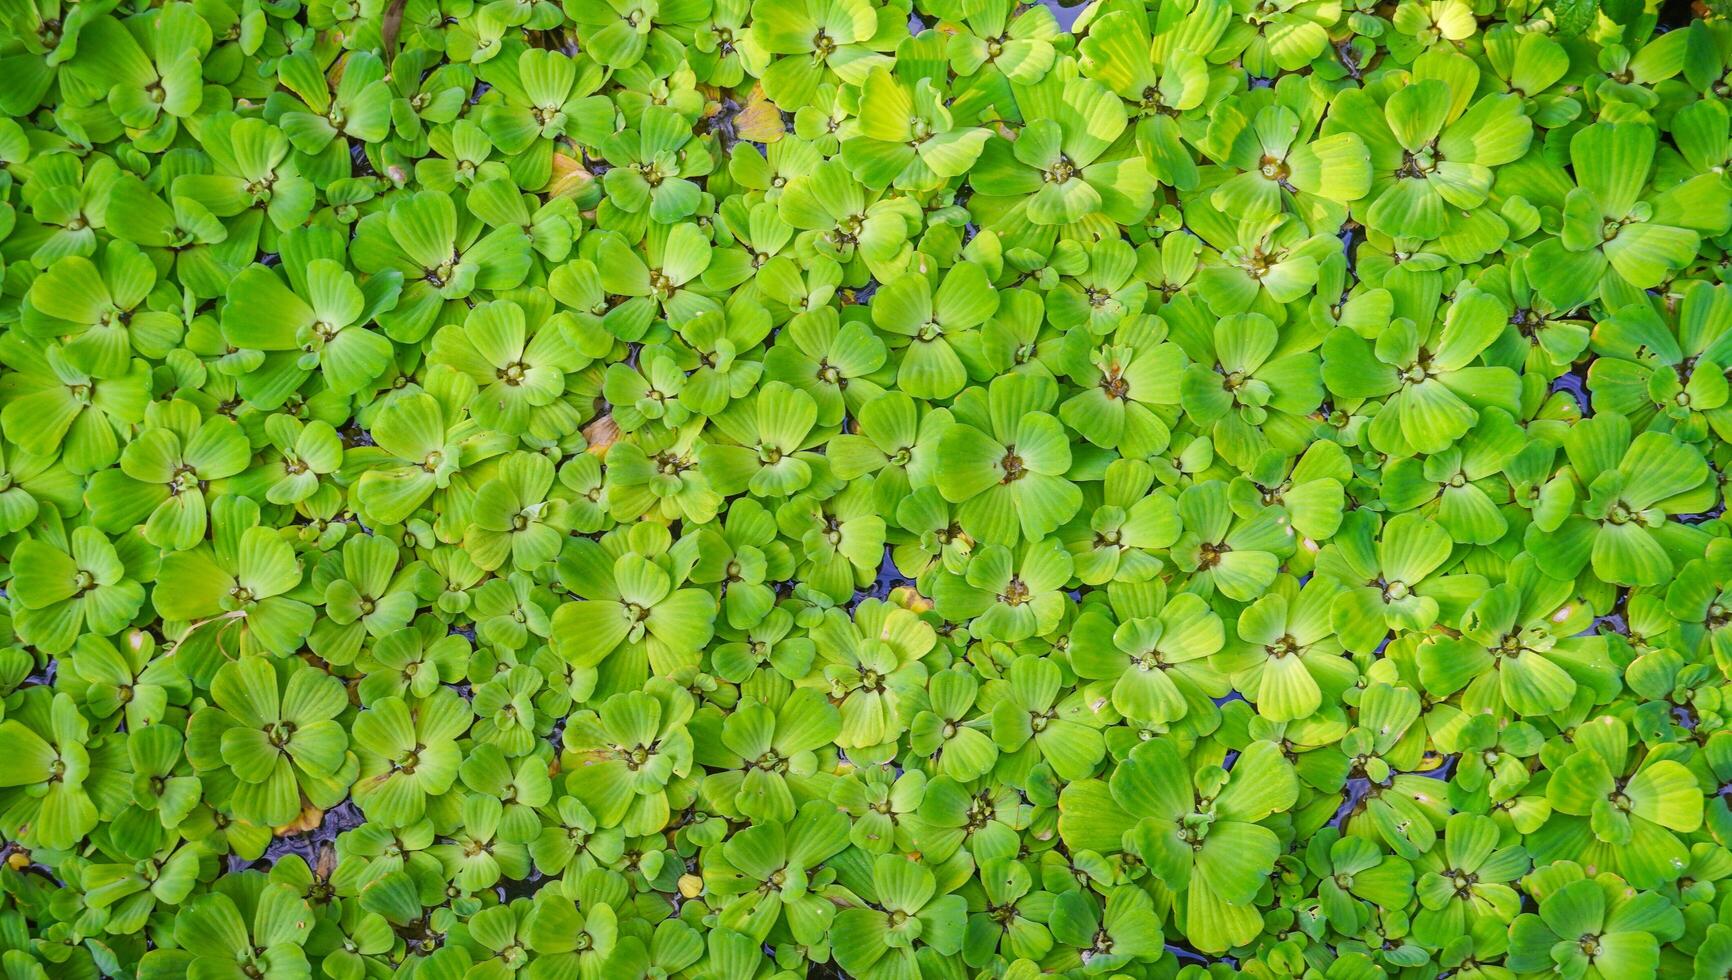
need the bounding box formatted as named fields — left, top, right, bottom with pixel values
left=5, top=0, right=1732, bottom=978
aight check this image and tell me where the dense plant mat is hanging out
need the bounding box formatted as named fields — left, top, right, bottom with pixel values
left=9, top=0, right=1732, bottom=977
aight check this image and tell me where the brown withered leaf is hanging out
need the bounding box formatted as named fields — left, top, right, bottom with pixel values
left=315, top=842, right=337, bottom=879
left=381, top=0, right=406, bottom=60
left=895, top=587, right=933, bottom=614
left=733, top=84, right=786, bottom=144
left=274, top=802, right=324, bottom=836
left=584, top=415, right=621, bottom=459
